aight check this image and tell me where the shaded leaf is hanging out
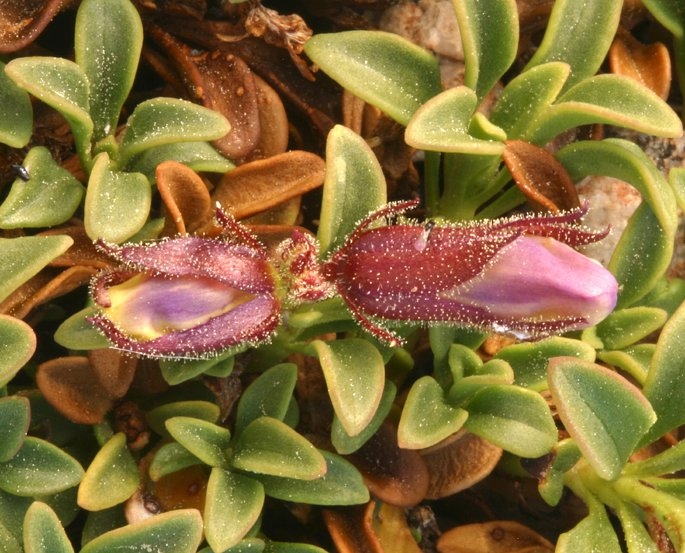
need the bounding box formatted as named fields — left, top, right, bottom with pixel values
left=304, top=30, right=441, bottom=125
left=0, top=61, right=32, bottom=147
left=204, top=468, right=264, bottom=552
left=146, top=401, right=220, bottom=439
left=77, top=433, right=139, bottom=510
left=438, top=520, right=554, bottom=553
left=126, top=141, right=234, bottom=181
left=149, top=442, right=202, bottom=482
left=548, top=357, right=656, bottom=480
left=317, top=125, right=387, bottom=255
left=0, top=396, right=29, bottom=462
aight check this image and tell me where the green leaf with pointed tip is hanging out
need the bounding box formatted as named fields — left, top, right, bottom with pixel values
left=84, top=152, right=151, bottom=243
left=257, top=450, right=368, bottom=505
left=0, top=315, right=36, bottom=388
left=0, top=62, right=32, bottom=148
left=556, top=499, right=622, bottom=553
left=159, top=353, right=235, bottom=386
left=537, top=439, right=582, bottom=506
left=495, top=336, right=596, bottom=391
left=80, top=509, right=203, bottom=553
left=304, top=31, right=441, bottom=126
left=452, top=0, right=518, bottom=101
left=0, top=235, right=73, bottom=303
left=465, top=385, right=557, bottom=457
left=146, top=401, right=220, bottom=439
left=317, top=125, right=387, bottom=255
left=594, top=307, right=667, bottom=350
left=23, top=502, right=74, bottom=553
left=524, top=0, right=622, bottom=90
left=615, top=502, right=661, bottom=553
left=0, top=147, right=84, bottom=228
left=641, top=300, right=685, bottom=445
left=126, top=141, right=234, bottom=181
left=625, top=437, right=685, bottom=478
left=331, top=380, right=396, bottom=454
left=75, top=0, right=143, bottom=141
left=0, top=396, right=29, bottom=462
left=548, top=358, right=656, bottom=480
left=53, top=306, right=110, bottom=351
left=5, top=57, right=93, bottom=166
left=118, top=98, right=230, bottom=166
left=149, top=442, right=202, bottom=482
left=530, top=75, right=683, bottom=144
left=235, top=363, right=298, bottom=434
left=598, top=344, right=656, bottom=386
left=77, top=433, right=139, bottom=511
left=310, top=338, right=385, bottom=437
left=232, top=417, right=326, bottom=480
left=405, top=86, right=505, bottom=155
left=166, top=417, right=231, bottom=468
left=397, top=376, right=468, bottom=449
left=204, top=469, right=264, bottom=552
left=490, top=62, right=570, bottom=138
left=0, top=437, right=83, bottom=496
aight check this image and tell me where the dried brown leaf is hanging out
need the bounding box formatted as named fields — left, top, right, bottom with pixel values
left=88, top=348, right=138, bottom=400
left=156, top=160, right=212, bottom=235
left=367, top=501, right=423, bottom=553
left=323, top=504, right=384, bottom=553
left=0, top=0, right=72, bottom=53
left=437, top=520, right=554, bottom=553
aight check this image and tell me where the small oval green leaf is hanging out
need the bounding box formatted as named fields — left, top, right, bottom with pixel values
left=0, top=315, right=36, bottom=388
left=149, top=442, right=202, bottom=482
left=146, top=400, right=220, bottom=439
left=0, top=396, right=30, bottom=462
left=232, top=417, right=326, bottom=480
left=126, top=142, right=234, bottom=181
left=23, top=502, right=74, bottom=553
left=165, top=417, right=231, bottom=468
left=317, top=125, right=387, bottom=255
left=310, top=338, right=385, bottom=437
left=204, top=469, right=264, bottom=552
left=0, top=437, right=83, bottom=496
left=594, top=307, right=667, bottom=350
left=397, top=376, right=468, bottom=449
left=304, top=31, right=441, bottom=125
left=548, top=357, right=657, bottom=480
left=77, top=433, right=139, bottom=511
left=84, top=152, right=151, bottom=243
left=80, top=509, right=203, bottom=553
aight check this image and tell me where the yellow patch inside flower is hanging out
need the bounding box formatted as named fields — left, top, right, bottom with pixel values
left=104, top=273, right=256, bottom=341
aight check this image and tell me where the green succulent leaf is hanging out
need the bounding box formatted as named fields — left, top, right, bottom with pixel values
left=625, top=437, right=685, bottom=479
left=495, top=336, right=596, bottom=390
left=0, top=235, right=73, bottom=303
left=54, top=306, right=111, bottom=351
left=235, top=363, right=298, bottom=434
left=232, top=417, right=326, bottom=480
left=317, top=125, right=387, bottom=255
left=548, top=358, right=656, bottom=480
left=0, top=147, right=84, bottom=228
left=84, top=152, right=151, bottom=243
left=0, top=315, right=37, bottom=388
left=23, top=502, right=74, bottom=553
left=0, top=437, right=83, bottom=496
left=204, top=469, right=264, bottom=552
left=304, top=30, right=441, bottom=126
left=405, top=86, right=505, bottom=155
left=398, top=376, right=468, bottom=449
left=80, top=509, right=204, bottom=553
left=0, top=396, right=29, bottom=462
left=5, top=57, right=94, bottom=167
left=310, top=338, right=385, bottom=437
left=615, top=502, right=661, bottom=553
left=331, top=380, right=397, bottom=455
left=0, top=62, right=32, bottom=148
left=148, top=442, right=202, bottom=482
left=598, top=344, right=656, bottom=386
left=452, top=0, right=518, bottom=101
left=165, top=417, right=231, bottom=468
left=257, top=450, right=369, bottom=505
left=146, top=400, right=220, bottom=439
left=77, top=433, right=139, bottom=511
left=524, top=0, right=622, bottom=90
left=118, top=98, right=230, bottom=167
left=537, top=439, right=582, bottom=506
left=556, top=498, right=622, bottom=553
left=75, top=0, right=143, bottom=141
left=641, top=300, right=685, bottom=444
left=489, top=62, right=570, bottom=138
left=125, top=141, right=234, bottom=181
left=530, top=75, right=683, bottom=144
left=593, top=307, right=667, bottom=350
left=159, top=353, right=235, bottom=386
left=464, top=385, right=557, bottom=458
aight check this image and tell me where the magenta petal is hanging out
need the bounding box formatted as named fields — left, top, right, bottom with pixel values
left=89, top=294, right=281, bottom=358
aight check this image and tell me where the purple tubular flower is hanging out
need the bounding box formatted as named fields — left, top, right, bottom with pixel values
left=89, top=212, right=281, bottom=358
left=322, top=200, right=618, bottom=346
